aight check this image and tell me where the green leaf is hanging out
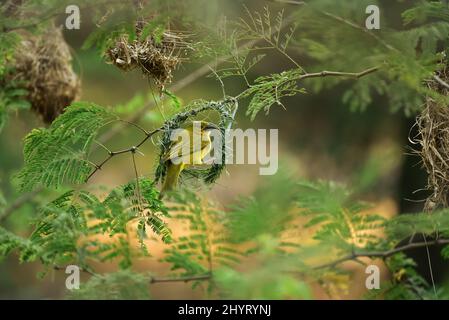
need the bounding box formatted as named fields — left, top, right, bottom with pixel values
left=162, top=89, right=182, bottom=109
left=16, top=102, right=118, bottom=191
left=243, top=69, right=306, bottom=120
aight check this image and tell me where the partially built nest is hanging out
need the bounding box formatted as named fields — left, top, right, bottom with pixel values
left=415, top=61, right=449, bottom=211
left=154, top=98, right=237, bottom=188
left=10, top=26, right=80, bottom=123
left=106, top=29, right=186, bottom=91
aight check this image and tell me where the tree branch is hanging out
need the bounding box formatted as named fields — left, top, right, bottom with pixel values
left=52, top=239, right=449, bottom=285
left=85, top=128, right=160, bottom=182
left=314, top=238, right=449, bottom=270
left=54, top=263, right=211, bottom=284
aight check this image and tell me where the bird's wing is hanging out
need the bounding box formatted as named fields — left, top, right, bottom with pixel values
left=162, top=132, right=210, bottom=163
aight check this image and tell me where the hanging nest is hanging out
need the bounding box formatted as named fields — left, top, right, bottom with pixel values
left=10, top=26, right=80, bottom=123
left=154, top=98, right=237, bottom=188
left=414, top=59, right=449, bottom=211
left=106, top=25, right=188, bottom=91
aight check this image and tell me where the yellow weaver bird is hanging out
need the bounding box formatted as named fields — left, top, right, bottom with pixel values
left=160, top=121, right=219, bottom=195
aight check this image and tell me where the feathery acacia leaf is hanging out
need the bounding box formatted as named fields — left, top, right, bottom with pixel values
left=17, top=102, right=118, bottom=191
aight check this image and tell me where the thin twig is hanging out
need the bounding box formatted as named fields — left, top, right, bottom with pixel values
left=149, top=273, right=212, bottom=284
left=422, top=234, right=438, bottom=298
left=207, top=65, right=226, bottom=99
left=298, top=66, right=380, bottom=81
left=87, top=96, right=238, bottom=183
left=51, top=238, right=449, bottom=284
left=85, top=129, right=158, bottom=182
left=118, top=119, right=149, bottom=135
left=0, top=188, right=41, bottom=222
left=53, top=263, right=211, bottom=283
left=234, top=66, right=380, bottom=100
left=433, top=75, right=449, bottom=90
left=131, top=150, right=143, bottom=211
left=53, top=265, right=97, bottom=276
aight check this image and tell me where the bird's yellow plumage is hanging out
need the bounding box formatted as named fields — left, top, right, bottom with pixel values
left=161, top=121, right=217, bottom=195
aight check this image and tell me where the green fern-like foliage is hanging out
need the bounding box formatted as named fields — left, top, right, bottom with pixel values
left=385, top=210, right=449, bottom=243
left=2, top=178, right=170, bottom=272
left=161, top=189, right=243, bottom=279
left=365, top=253, right=432, bottom=300
left=16, top=102, right=118, bottom=191
left=205, top=6, right=307, bottom=120
left=237, top=5, right=300, bottom=69
left=242, top=69, right=306, bottom=120
left=29, top=190, right=91, bottom=269
left=297, top=180, right=385, bottom=251
left=0, top=226, right=38, bottom=262
left=104, top=178, right=172, bottom=246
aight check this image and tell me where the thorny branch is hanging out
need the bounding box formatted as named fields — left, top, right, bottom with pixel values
left=54, top=238, right=449, bottom=284
left=86, top=97, right=238, bottom=182
left=85, top=127, right=160, bottom=182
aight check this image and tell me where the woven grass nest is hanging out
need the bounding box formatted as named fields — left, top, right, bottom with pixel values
left=414, top=59, right=449, bottom=211
left=154, top=98, right=237, bottom=188
left=11, top=26, right=80, bottom=123
left=106, top=28, right=186, bottom=91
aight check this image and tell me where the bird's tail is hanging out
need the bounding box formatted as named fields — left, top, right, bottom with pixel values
left=160, top=162, right=184, bottom=198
